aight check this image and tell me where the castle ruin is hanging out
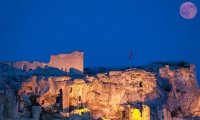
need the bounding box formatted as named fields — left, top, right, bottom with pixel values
left=0, top=51, right=199, bottom=120
left=2, top=51, right=83, bottom=74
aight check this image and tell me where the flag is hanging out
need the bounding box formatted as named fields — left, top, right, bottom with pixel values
left=129, top=50, right=132, bottom=60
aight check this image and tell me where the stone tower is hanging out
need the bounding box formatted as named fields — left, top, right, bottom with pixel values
left=49, top=51, right=84, bottom=74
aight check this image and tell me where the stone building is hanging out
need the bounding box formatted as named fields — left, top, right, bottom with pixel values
left=128, top=103, right=150, bottom=120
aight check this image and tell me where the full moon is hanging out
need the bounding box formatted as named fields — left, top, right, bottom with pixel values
left=180, top=2, right=197, bottom=19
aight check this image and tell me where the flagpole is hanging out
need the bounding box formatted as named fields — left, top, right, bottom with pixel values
left=129, top=50, right=132, bottom=68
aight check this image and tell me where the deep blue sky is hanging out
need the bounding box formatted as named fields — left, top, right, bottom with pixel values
left=0, top=0, right=200, bottom=82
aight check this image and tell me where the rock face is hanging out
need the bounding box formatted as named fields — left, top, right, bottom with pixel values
left=82, top=69, right=157, bottom=119
left=0, top=51, right=199, bottom=120
left=83, top=69, right=157, bottom=119
left=18, top=76, right=50, bottom=96
left=159, top=65, right=200, bottom=117
left=17, top=63, right=200, bottom=120
left=17, top=69, right=156, bottom=119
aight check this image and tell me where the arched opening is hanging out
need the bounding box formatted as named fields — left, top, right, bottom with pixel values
left=22, top=64, right=27, bottom=71
left=122, top=110, right=126, bottom=118
left=79, top=96, right=81, bottom=102
left=42, top=100, right=44, bottom=105
left=139, top=82, right=143, bottom=87
left=44, top=65, right=48, bottom=69
left=56, top=89, right=63, bottom=110
left=70, top=87, right=72, bottom=93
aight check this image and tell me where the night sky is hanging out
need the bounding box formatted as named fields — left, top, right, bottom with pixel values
left=0, top=0, right=200, bottom=83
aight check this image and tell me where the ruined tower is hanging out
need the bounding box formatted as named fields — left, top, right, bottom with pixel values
left=49, top=51, right=84, bottom=74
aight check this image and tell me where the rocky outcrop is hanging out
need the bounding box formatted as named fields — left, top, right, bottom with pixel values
left=84, top=69, right=157, bottom=119
left=18, top=76, right=48, bottom=96
left=6, top=52, right=200, bottom=119
left=14, top=62, right=200, bottom=119
left=159, top=64, right=200, bottom=117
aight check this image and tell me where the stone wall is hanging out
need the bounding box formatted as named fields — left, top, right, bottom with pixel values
left=1, top=51, right=84, bottom=73
left=1, top=61, right=47, bottom=71
left=13, top=61, right=47, bottom=71
left=48, top=51, right=83, bottom=73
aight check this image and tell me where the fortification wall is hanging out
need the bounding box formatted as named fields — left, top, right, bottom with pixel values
left=48, top=51, right=83, bottom=73
left=1, top=51, right=84, bottom=73
left=13, top=61, right=47, bottom=71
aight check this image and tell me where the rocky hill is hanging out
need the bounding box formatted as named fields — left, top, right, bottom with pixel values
left=0, top=61, right=199, bottom=120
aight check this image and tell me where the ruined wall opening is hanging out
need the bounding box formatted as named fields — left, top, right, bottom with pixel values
left=56, top=89, right=63, bottom=110
left=79, top=96, right=81, bottom=102
left=139, top=82, right=143, bottom=87
left=22, top=64, right=27, bottom=71
left=70, top=87, right=72, bottom=93
left=42, top=100, right=44, bottom=105
left=44, top=65, right=48, bottom=69
left=122, top=110, right=126, bottom=118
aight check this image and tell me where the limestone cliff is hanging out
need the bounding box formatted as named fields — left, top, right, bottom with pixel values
left=159, top=64, right=200, bottom=117
left=17, top=62, right=200, bottom=119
